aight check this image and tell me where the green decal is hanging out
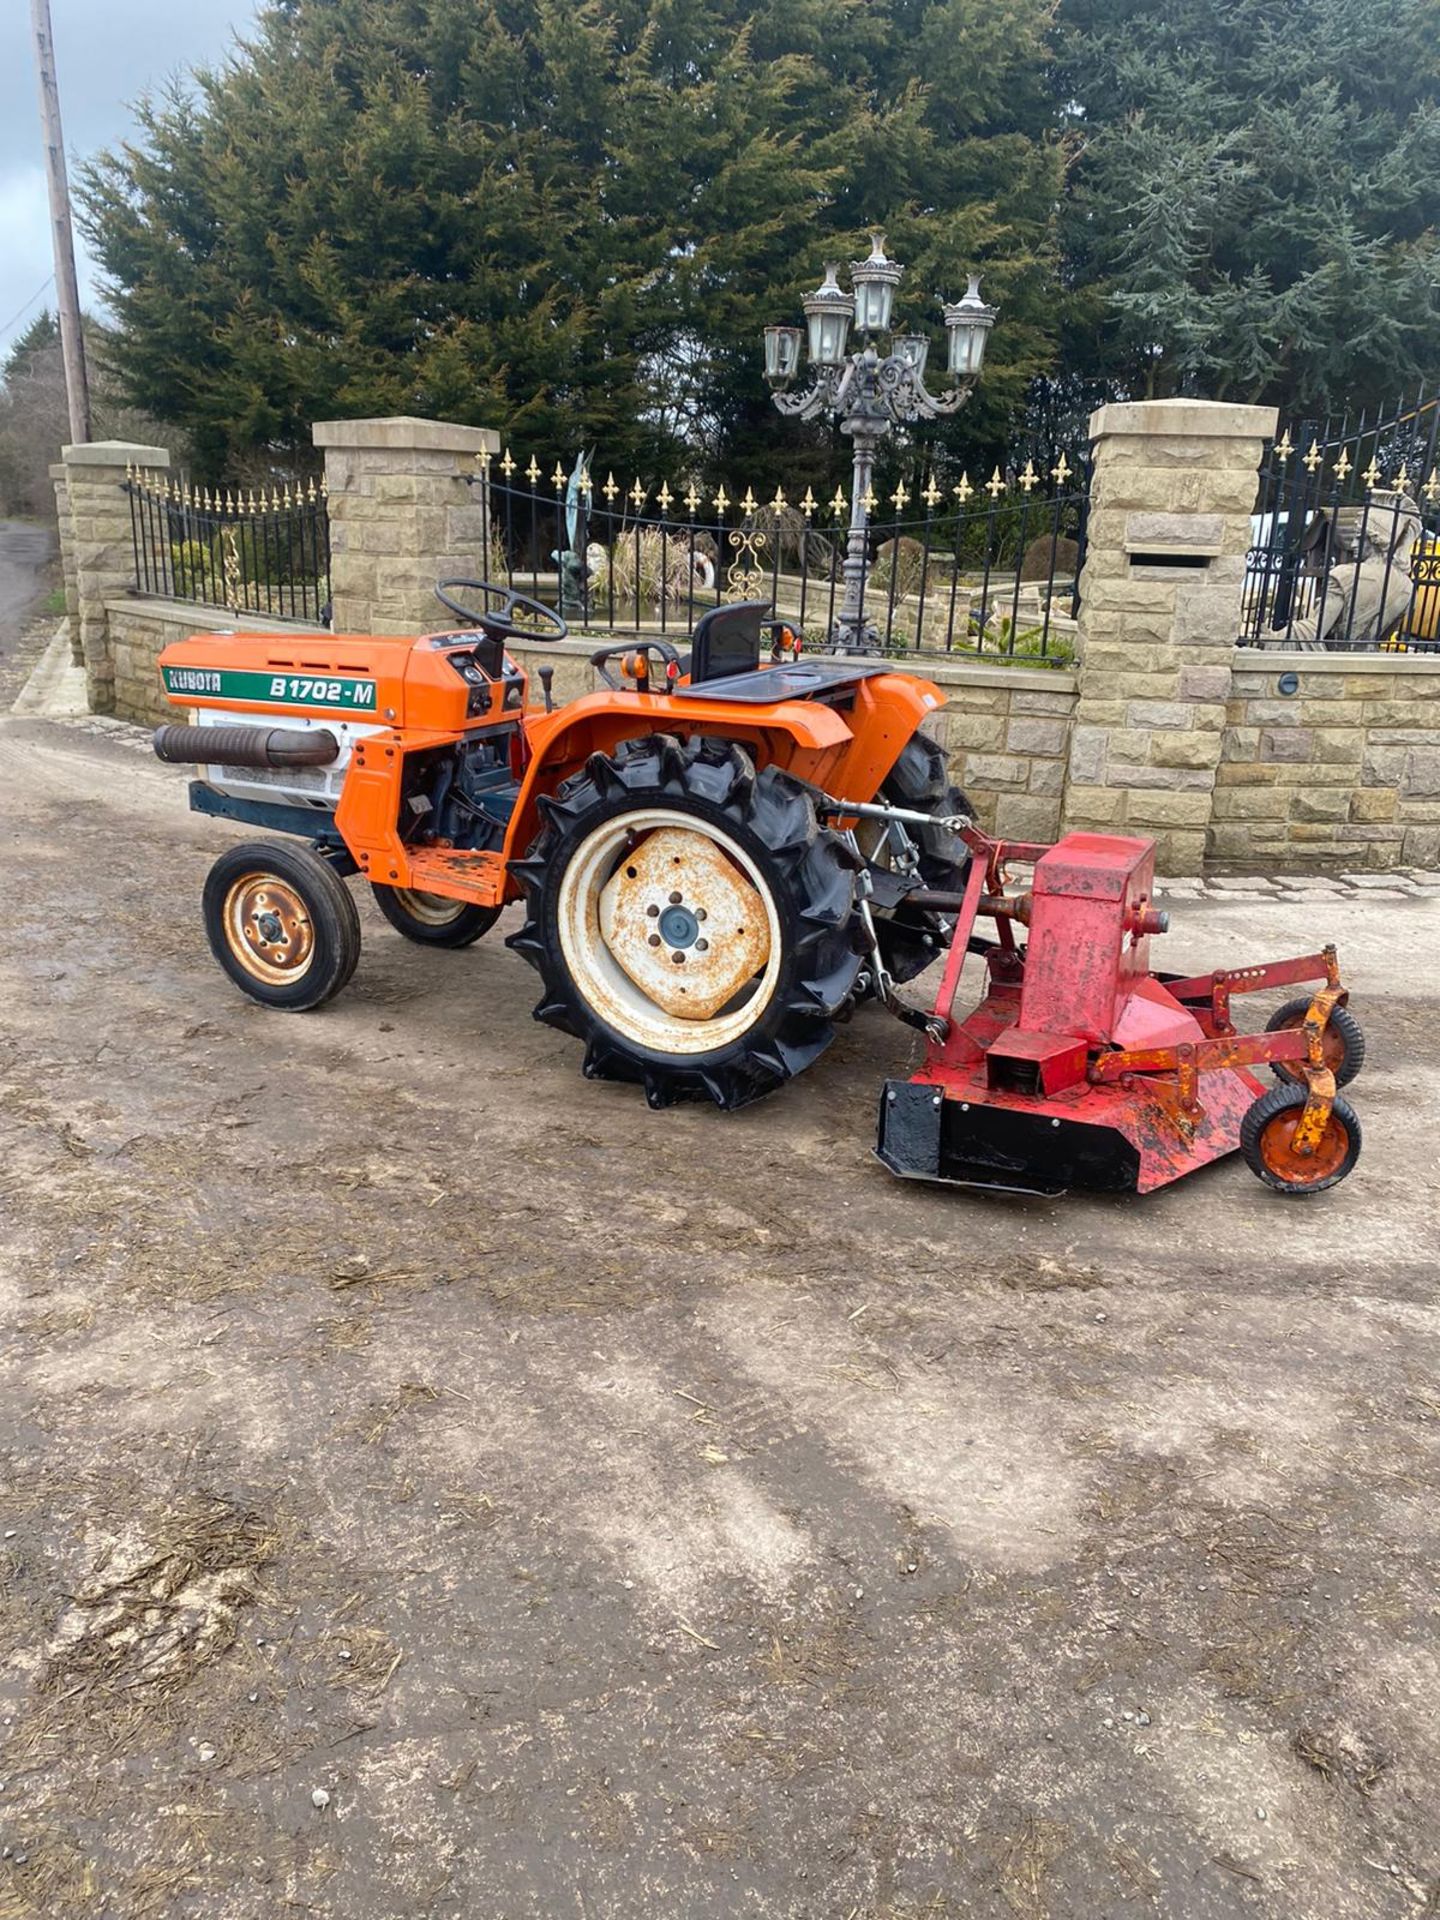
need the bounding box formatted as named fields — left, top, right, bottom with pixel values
left=163, top=666, right=378, bottom=713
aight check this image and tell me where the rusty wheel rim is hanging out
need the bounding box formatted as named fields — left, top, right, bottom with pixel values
left=392, top=888, right=468, bottom=928
left=558, top=808, right=781, bottom=1054
left=1258, top=1106, right=1352, bottom=1187
left=222, top=874, right=317, bottom=985
left=1273, top=1012, right=1347, bottom=1083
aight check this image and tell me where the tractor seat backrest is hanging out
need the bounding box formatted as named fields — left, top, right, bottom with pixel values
left=687, top=600, right=770, bottom=684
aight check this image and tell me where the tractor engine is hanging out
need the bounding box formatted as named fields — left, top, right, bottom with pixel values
left=180, top=707, right=378, bottom=816
left=393, top=732, right=517, bottom=854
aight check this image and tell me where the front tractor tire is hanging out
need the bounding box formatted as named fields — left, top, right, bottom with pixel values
left=370, top=883, right=501, bottom=948
left=203, top=840, right=360, bottom=1011
left=508, top=735, right=863, bottom=1109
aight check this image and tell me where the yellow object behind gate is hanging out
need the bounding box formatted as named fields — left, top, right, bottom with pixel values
left=1388, top=537, right=1440, bottom=649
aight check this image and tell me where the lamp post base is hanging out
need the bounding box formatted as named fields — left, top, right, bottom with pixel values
left=826, top=614, right=883, bottom=656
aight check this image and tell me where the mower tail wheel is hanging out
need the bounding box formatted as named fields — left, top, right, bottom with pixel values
left=1240, top=1083, right=1362, bottom=1196
left=508, top=732, right=862, bottom=1109
left=370, top=883, right=501, bottom=948
left=1264, top=997, right=1365, bottom=1088
left=870, top=730, right=975, bottom=983
left=202, top=840, right=361, bottom=1011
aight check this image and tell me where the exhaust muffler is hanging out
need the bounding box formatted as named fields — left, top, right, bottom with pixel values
left=152, top=724, right=340, bottom=769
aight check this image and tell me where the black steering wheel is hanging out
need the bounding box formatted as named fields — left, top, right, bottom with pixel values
left=434, top=579, right=569, bottom=643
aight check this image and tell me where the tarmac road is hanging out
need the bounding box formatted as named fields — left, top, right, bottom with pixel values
left=0, top=519, right=52, bottom=620
left=0, top=704, right=1438, bottom=1918
left=0, top=518, right=57, bottom=704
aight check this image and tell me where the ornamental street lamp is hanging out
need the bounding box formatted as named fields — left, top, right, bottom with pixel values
left=764, top=232, right=998, bottom=654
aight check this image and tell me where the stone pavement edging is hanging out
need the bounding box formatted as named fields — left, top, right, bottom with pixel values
left=9, top=622, right=89, bottom=720
left=1158, top=870, right=1440, bottom=901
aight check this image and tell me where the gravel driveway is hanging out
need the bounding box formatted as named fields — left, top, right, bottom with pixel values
left=0, top=697, right=1437, bottom=1919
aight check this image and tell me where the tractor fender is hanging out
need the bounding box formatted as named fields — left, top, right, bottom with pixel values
left=505, top=687, right=856, bottom=866
left=828, top=669, right=947, bottom=800
left=526, top=686, right=854, bottom=755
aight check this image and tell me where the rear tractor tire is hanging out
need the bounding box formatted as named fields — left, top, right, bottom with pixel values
left=867, top=730, right=975, bottom=983
left=508, top=734, right=863, bottom=1109
left=203, top=840, right=360, bottom=1011
left=370, top=883, right=501, bottom=948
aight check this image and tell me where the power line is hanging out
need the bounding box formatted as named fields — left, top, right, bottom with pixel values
left=0, top=272, right=56, bottom=342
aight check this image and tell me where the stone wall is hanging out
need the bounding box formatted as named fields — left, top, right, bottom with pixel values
left=106, top=587, right=1436, bottom=879
left=56, top=406, right=1440, bottom=875
left=1217, top=651, right=1440, bottom=871
left=105, top=598, right=325, bottom=728
left=91, top=589, right=1440, bottom=877
left=919, top=662, right=1076, bottom=842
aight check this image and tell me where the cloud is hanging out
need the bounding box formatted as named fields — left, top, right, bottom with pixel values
left=0, top=166, right=100, bottom=351
left=1, top=0, right=254, bottom=358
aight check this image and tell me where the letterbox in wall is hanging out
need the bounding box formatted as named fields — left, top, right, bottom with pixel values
left=1123, top=512, right=1225, bottom=572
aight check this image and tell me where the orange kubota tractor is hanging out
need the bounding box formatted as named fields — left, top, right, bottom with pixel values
left=154, top=579, right=1366, bottom=1197
left=153, top=585, right=971, bottom=1111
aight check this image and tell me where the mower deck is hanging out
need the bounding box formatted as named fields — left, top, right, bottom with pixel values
left=878, top=1061, right=1265, bottom=1197
left=875, top=828, right=1361, bottom=1199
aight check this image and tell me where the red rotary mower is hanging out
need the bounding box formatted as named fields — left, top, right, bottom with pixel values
left=872, top=820, right=1363, bottom=1197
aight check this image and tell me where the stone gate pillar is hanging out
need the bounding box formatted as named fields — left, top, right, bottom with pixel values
left=1062, top=399, right=1276, bottom=874
left=61, top=437, right=170, bottom=713
left=313, top=416, right=501, bottom=634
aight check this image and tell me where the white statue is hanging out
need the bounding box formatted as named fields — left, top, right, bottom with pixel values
left=1286, top=490, right=1421, bottom=650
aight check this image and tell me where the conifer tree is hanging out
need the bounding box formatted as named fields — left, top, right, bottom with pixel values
left=1057, top=0, right=1440, bottom=409
left=80, top=0, right=1061, bottom=483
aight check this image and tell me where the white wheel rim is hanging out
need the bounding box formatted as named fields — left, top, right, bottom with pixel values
left=393, top=888, right=467, bottom=928
left=557, top=808, right=783, bottom=1055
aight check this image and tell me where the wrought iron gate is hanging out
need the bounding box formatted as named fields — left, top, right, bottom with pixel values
left=1241, top=387, right=1440, bottom=652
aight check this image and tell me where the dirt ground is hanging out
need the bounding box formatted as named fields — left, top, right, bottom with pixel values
left=2, top=598, right=1439, bottom=1916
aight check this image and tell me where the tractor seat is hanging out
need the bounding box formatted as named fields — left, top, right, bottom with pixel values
left=674, top=599, right=892, bottom=704
left=685, top=601, right=770, bottom=684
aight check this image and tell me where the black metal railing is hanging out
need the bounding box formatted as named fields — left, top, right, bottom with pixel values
left=124, top=469, right=331, bottom=626
left=1242, top=387, right=1440, bottom=652
left=475, top=451, right=1088, bottom=665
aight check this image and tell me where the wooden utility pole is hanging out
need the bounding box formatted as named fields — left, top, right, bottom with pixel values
left=29, top=0, right=91, bottom=444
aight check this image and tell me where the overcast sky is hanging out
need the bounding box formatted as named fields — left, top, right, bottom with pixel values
left=2, top=0, right=258, bottom=360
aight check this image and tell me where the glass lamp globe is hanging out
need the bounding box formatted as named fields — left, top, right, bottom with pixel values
left=802, top=264, right=855, bottom=368
left=763, top=325, right=803, bottom=384
left=850, top=229, right=904, bottom=335
left=943, top=274, right=998, bottom=378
